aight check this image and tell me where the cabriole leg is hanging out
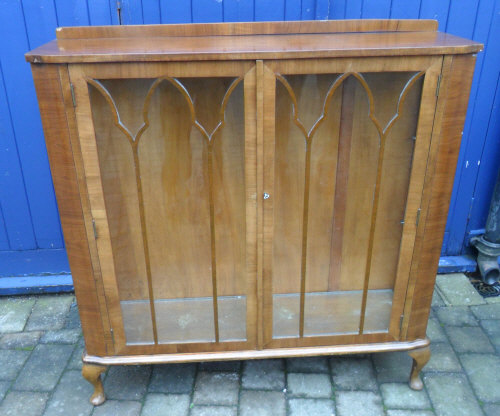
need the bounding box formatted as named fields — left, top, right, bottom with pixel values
left=408, top=345, right=431, bottom=390
left=82, top=363, right=107, bottom=405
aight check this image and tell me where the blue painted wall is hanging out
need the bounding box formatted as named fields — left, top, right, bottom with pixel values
left=1, top=0, right=499, bottom=278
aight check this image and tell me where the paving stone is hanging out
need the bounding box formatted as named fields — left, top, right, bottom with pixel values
left=331, top=356, right=377, bottom=390
left=43, top=370, right=94, bottom=416
left=373, top=351, right=412, bottom=383
left=484, top=403, right=500, bottom=416
left=0, top=380, right=10, bottom=401
left=13, top=344, right=72, bottom=391
left=192, top=372, right=239, bottom=406
left=190, top=406, right=237, bottom=416
left=380, top=383, right=431, bottom=409
left=471, top=303, right=500, bottom=320
left=26, top=295, right=74, bottom=331
left=64, top=302, right=81, bottom=329
left=485, top=295, right=500, bottom=304
left=444, top=326, right=494, bottom=353
left=286, top=356, right=329, bottom=373
left=239, top=390, right=285, bottom=416
left=426, top=318, right=447, bottom=343
left=0, top=391, right=48, bottom=416
left=242, top=359, right=285, bottom=390
left=0, top=349, right=31, bottom=380
left=431, top=289, right=445, bottom=307
left=141, top=393, right=190, bottom=416
left=423, top=343, right=462, bottom=372
left=386, top=411, right=435, bottom=416
left=0, top=297, right=35, bottom=333
left=424, top=373, right=483, bottom=416
left=435, top=274, right=485, bottom=306
left=148, top=363, right=196, bottom=394
left=336, top=391, right=384, bottom=416
left=198, top=360, right=241, bottom=372
left=435, top=306, right=478, bottom=326
left=480, top=320, right=500, bottom=352
left=67, top=338, right=85, bottom=370
left=460, top=353, right=500, bottom=402
left=103, top=365, right=151, bottom=400
left=288, top=398, right=335, bottom=416
left=92, top=400, right=142, bottom=416
left=40, top=328, right=82, bottom=344
left=287, top=373, right=332, bottom=398
left=0, top=331, right=42, bottom=349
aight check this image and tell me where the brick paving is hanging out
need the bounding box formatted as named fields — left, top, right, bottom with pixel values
left=0, top=273, right=499, bottom=416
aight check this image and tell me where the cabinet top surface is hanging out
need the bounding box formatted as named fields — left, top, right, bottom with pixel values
left=25, top=20, right=482, bottom=64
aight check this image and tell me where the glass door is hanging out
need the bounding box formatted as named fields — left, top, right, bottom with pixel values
left=261, top=57, right=443, bottom=348
left=70, top=62, right=257, bottom=354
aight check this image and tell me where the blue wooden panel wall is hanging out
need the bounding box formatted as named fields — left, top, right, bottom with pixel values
left=1, top=0, right=499, bottom=283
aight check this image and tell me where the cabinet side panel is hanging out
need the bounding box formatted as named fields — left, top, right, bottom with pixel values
left=31, top=64, right=107, bottom=355
left=406, top=54, right=476, bottom=340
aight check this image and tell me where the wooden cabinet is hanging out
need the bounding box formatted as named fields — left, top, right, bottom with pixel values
left=26, top=20, right=481, bottom=405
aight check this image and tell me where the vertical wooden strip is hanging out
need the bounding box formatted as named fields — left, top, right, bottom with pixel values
left=419, top=0, right=450, bottom=30
left=330, top=0, right=347, bottom=19
left=0, top=0, right=63, bottom=249
left=315, top=0, right=330, bottom=19
left=256, top=60, right=265, bottom=348
left=328, top=78, right=356, bottom=290
left=299, top=138, right=312, bottom=337
left=443, top=0, right=496, bottom=255
left=261, top=64, right=277, bottom=346
left=302, top=0, right=315, bottom=19
left=54, top=0, right=90, bottom=26
left=31, top=64, right=107, bottom=355
left=244, top=67, right=258, bottom=347
left=192, top=0, right=223, bottom=22
left=391, top=0, right=420, bottom=19
left=58, top=66, right=114, bottom=354
left=0, top=207, right=9, bottom=250
left=359, top=132, right=386, bottom=334
left=87, top=1, right=114, bottom=25
left=207, top=143, right=220, bottom=343
left=406, top=54, right=477, bottom=340
left=142, top=0, right=161, bottom=24
left=160, top=2, right=192, bottom=23
left=132, top=147, right=159, bottom=344
left=0, top=62, right=36, bottom=250
left=344, top=0, right=363, bottom=18
left=388, top=61, right=442, bottom=337
left=362, top=0, right=392, bottom=18
left=224, top=0, right=254, bottom=22
left=285, top=0, right=302, bottom=20
left=255, top=0, right=285, bottom=21
left=118, top=0, right=144, bottom=24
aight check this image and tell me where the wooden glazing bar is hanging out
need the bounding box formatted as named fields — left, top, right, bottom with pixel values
left=299, top=140, right=312, bottom=338
left=132, top=146, right=159, bottom=345
left=207, top=143, right=220, bottom=343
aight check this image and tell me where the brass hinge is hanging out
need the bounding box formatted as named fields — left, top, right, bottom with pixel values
left=416, top=208, right=421, bottom=226
left=92, top=219, right=98, bottom=239
left=70, top=83, right=76, bottom=107
left=435, top=75, right=442, bottom=97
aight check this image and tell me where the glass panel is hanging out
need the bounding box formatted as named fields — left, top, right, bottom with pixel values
left=89, top=77, right=247, bottom=345
left=272, top=72, right=423, bottom=339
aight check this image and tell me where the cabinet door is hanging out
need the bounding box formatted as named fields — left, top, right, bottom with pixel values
left=260, top=57, right=443, bottom=348
left=69, top=62, right=258, bottom=355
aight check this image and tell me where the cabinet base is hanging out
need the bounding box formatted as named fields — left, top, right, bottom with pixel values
left=82, top=338, right=430, bottom=405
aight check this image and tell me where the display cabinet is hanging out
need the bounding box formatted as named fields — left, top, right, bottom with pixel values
left=26, top=19, right=481, bottom=405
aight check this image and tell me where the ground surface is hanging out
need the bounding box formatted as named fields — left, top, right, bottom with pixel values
left=0, top=272, right=499, bottom=416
